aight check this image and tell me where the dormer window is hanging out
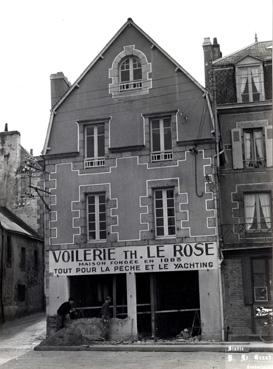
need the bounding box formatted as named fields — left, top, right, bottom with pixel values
left=119, top=56, right=142, bottom=91
left=236, top=58, right=265, bottom=103
left=109, top=45, right=152, bottom=98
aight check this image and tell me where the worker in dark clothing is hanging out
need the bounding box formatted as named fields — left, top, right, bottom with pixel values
left=56, top=297, right=75, bottom=331
left=101, top=296, right=111, bottom=340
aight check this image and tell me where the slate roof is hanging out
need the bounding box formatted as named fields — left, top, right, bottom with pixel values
left=0, top=207, right=42, bottom=240
left=213, top=41, right=272, bottom=66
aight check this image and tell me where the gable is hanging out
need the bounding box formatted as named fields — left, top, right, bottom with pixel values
left=236, top=55, right=262, bottom=66
left=44, top=19, right=212, bottom=155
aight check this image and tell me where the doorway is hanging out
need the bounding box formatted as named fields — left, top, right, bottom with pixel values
left=136, top=271, right=200, bottom=338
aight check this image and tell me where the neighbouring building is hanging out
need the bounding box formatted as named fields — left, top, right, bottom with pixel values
left=203, top=37, right=272, bottom=340
left=43, top=19, right=223, bottom=340
left=0, top=126, right=44, bottom=321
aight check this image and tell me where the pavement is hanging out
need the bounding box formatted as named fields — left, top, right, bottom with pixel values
left=0, top=312, right=46, bottom=366
left=36, top=341, right=273, bottom=353
left=0, top=312, right=272, bottom=368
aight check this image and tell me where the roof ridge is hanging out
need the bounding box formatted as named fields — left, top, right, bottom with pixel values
left=213, top=40, right=272, bottom=64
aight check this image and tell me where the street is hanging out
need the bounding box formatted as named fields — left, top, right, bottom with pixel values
left=0, top=313, right=46, bottom=366
left=0, top=350, right=273, bottom=369
left=0, top=313, right=272, bottom=369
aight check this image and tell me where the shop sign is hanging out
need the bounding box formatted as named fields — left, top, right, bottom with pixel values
left=49, top=242, right=219, bottom=276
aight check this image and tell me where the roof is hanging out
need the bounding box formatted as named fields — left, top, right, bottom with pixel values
left=0, top=207, right=42, bottom=240
left=213, top=41, right=272, bottom=66
left=43, top=18, right=209, bottom=154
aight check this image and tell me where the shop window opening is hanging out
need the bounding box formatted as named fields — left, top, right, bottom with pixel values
left=69, top=274, right=127, bottom=319
left=136, top=271, right=200, bottom=339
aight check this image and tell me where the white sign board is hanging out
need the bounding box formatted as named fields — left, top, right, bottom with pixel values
left=49, top=243, right=219, bottom=276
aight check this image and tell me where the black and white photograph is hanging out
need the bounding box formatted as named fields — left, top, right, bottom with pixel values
left=0, top=0, right=272, bottom=368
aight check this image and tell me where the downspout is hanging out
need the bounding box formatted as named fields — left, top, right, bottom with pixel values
left=0, top=222, right=5, bottom=323
left=205, top=88, right=225, bottom=341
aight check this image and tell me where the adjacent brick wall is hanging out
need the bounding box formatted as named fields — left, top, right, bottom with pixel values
left=222, top=256, right=252, bottom=337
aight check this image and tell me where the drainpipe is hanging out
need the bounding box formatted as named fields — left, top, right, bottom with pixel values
left=211, top=71, right=225, bottom=342
left=0, top=222, right=5, bottom=323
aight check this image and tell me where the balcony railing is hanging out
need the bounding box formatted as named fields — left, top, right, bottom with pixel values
left=244, top=159, right=265, bottom=168
left=84, top=157, right=105, bottom=169
left=119, top=80, right=142, bottom=92
left=221, top=220, right=272, bottom=243
left=151, top=151, right=173, bottom=162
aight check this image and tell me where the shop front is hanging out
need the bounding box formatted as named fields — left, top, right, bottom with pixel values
left=47, top=242, right=223, bottom=340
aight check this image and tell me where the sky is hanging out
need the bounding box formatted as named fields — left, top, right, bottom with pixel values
left=0, top=0, right=272, bottom=156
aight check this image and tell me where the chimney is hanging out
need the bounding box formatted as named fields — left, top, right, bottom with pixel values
left=202, top=37, right=222, bottom=90
left=50, top=72, right=71, bottom=108
left=4, top=123, right=8, bottom=132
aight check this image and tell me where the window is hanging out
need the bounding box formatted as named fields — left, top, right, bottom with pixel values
left=17, top=284, right=26, bottom=302
left=252, top=258, right=272, bottom=302
left=244, top=193, right=271, bottom=232
left=150, top=117, right=173, bottom=161
left=243, top=128, right=265, bottom=168
left=85, top=124, right=105, bottom=169
left=87, top=193, right=106, bottom=241
left=119, top=56, right=142, bottom=91
left=20, top=247, right=26, bottom=270
left=236, top=64, right=265, bottom=103
left=34, top=249, right=39, bottom=270
left=154, top=188, right=176, bottom=237
left=6, top=235, right=12, bottom=268
left=109, top=45, right=152, bottom=98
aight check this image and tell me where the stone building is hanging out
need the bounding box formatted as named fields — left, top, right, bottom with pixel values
left=0, top=127, right=44, bottom=321
left=203, top=37, right=272, bottom=340
left=43, top=19, right=222, bottom=340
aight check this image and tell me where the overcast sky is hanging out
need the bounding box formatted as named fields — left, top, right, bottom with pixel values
left=0, top=0, right=271, bottom=155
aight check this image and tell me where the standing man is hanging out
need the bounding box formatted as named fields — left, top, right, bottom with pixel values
left=101, top=296, right=111, bottom=340
left=56, top=297, right=75, bottom=331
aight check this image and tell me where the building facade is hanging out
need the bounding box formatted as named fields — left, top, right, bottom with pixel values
left=43, top=19, right=223, bottom=340
left=203, top=38, right=272, bottom=340
left=0, top=127, right=44, bottom=321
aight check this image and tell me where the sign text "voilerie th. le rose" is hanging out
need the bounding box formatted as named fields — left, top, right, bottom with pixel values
left=49, top=243, right=219, bottom=276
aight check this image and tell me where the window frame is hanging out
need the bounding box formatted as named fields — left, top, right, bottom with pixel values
left=244, top=192, right=272, bottom=232
left=154, top=188, right=176, bottom=238
left=150, top=116, right=173, bottom=162
left=87, top=193, right=107, bottom=242
left=84, top=124, right=105, bottom=169
left=236, top=61, right=265, bottom=103
left=252, top=258, right=272, bottom=303
left=242, top=127, right=265, bottom=168
left=119, top=56, right=142, bottom=91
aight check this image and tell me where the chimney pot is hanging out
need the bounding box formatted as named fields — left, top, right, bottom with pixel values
left=4, top=123, right=8, bottom=132
left=203, top=37, right=211, bottom=46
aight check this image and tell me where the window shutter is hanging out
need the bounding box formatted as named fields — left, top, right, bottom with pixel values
left=241, top=256, right=253, bottom=305
left=265, top=126, right=273, bottom=167
left=231, top=128, right=243, bottom=169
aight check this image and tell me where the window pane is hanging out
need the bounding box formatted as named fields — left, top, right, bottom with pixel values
left=86, top=136, right=94, bottom=157
left=133, top=68, right=142, bottom=80
left=168, top=226, right=176, bottom=235
left=121, top=70, right=130, bottom=82
left=166, top=189, right=174, bottom=198
left=156, top=209, right=163, bottom=217
left=155, top=190, right=163, bottom=199
left=164, top=126, right=172, bottom=150
left=167, top=198, right=174, bottom=208
left=155, top=199, right=163, bottom=208
left=86, top=126, right=94, bottom=136
left=152, top=130, right=160, bottom=152
left=97, top=135, right=105, bottom=157
left=253, top=259, right=266, bottom=273
left=157, top=227, right=164, bottom=236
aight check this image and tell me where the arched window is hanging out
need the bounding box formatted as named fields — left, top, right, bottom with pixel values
left=119, top=56, right=142, bottom=91
left=109, top=45, right=152, bottom=98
